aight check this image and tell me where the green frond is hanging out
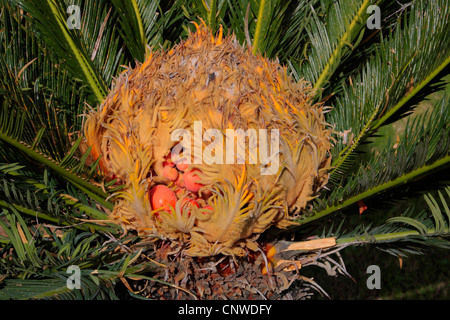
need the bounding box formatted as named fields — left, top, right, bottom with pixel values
left=13, top=0, right=109, bottom=103
left=0, top=275, right=118, bottom=300
left=334, top=185, right=450, bottom=257
left=110, top=0, right=146, bottom=62
left=77, top=0, right=126, bottom=86
left=220, top=0, right=290, bottom=58
left=273, top=0, right=318, bottom=64
left=0, top=122, right=111, bottom=210
left=0, top=224, right=161, bottom=299
left=301, top=93, right=450, bottom=225
left=328, top=0, right=450, bottom=179
left=194, top=0, right=228, bottom=32
left=0, top=207, right=43, bottom=269
left=299, top=0, right=375, bottom=93
left=0, top=164, right=119, bottom=233
left=136, top=0, right=161, bottom=46
left=251, top=0, right=274, bottom=55
left=0, top=5, right=113, bottom=209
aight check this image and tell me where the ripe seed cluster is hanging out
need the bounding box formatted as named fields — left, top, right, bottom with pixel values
left=149, top=154, right=211, bottom=216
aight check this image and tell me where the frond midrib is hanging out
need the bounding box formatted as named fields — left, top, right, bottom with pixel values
left=297, top=154, right=450, bottom=226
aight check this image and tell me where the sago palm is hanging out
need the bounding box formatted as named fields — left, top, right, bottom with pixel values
left=0, top=0, right=449, bottom=300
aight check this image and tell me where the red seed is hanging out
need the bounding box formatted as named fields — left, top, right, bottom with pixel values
left=162, top=165, right=179, bottom=181
left=184, top=198, right=199, bottom=208
left=184, top=169, right=203, bottom=193
left=175, top=158, right=189, bottom=172
left=175, top=173, right=185, bottom=188
left=148, top=185, right=177, bottom=212
left=163, top=153, right=176, bottom=168
left=163, top=159, right=175, bottom=168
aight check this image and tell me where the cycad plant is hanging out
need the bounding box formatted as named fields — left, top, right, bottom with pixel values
left=0, top=0, right=449, bottom=300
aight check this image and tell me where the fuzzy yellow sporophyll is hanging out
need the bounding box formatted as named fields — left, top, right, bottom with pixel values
left=83, top=22, right=332, bottom=257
